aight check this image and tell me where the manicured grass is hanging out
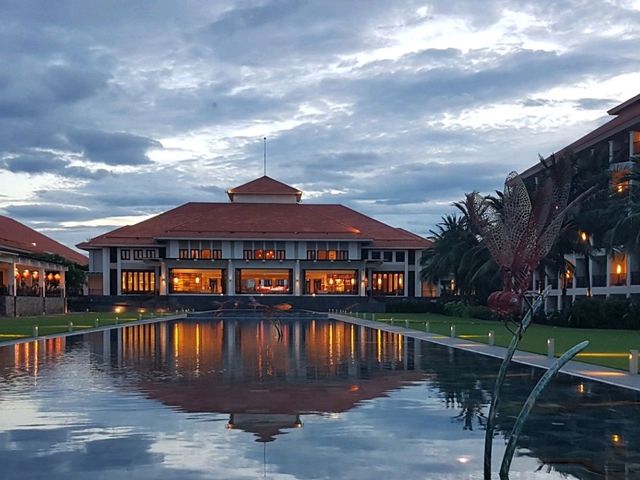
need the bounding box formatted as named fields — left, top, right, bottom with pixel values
left=360, top=312, right=640, bottom=371
left=0, top=311, right=170, bottom=343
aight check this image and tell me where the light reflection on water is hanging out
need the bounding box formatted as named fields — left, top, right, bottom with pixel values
left=0, top=318, right=638, bottom=480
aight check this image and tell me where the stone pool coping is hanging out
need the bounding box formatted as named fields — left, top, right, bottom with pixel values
left=329, top=313, right=640, bottom=393
left=0, top=313, right=187, bottom=348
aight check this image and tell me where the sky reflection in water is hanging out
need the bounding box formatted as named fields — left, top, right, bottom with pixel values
left=0, top=318, right=638, bottom=479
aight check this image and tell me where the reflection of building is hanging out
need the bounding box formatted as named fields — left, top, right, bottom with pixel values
left=522, top=94, right=640, bottom=310
left=77, top=176, right=431, bottom=299
left=90, top=318, right=422, bottom=442
left=0, top=215, right=88, bottom=316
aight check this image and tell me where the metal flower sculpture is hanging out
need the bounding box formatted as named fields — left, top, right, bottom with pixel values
left=464, top=159, right=593, bottom=479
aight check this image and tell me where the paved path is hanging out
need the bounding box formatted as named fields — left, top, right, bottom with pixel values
left=329, top=313, right=640, bottom=392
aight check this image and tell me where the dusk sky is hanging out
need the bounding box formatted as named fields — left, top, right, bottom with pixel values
left=1, top=0, right=640, bottom=252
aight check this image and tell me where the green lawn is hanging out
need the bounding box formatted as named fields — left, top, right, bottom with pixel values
left=359, top=312, right=640, bottom=371
left=0, top=311, right=170, bottom=343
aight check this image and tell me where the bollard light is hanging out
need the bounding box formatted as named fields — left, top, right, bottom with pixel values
left=425, top=321, right=430, bottom=333
left=390, top=317, right=394, bottom=325
left=547, top=338, right=555, bottom=359
left=405, top=319, right=409, bottom=328
left=33, top=325, right=39, bottom=338
left=95, top=318, right=99, bottom=328
left=450, top=325, right=456, bottom=338
left=115, top=317, right=119, bottom=325
left=488, top=330, right=495, bottom=346
left=630, top=350, right=638, bottom=375
left=68, top=321, right=73, bottom=332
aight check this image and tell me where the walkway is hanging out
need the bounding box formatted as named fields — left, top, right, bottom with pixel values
left=329, top=313, right=640, bottom=392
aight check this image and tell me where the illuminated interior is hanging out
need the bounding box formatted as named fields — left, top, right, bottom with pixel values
left=610, top=254, right=627, bottom=286
left=236, top=269, right=292, bottom=294
left=304, top=270, right=357, bottom=295
left=170, top=269, right=225, bottom=294
left=611, top=168, right=630, bottom=194
left=122, top=270, right=156, bottom=294
left=372, top=272, right=404, bottom=295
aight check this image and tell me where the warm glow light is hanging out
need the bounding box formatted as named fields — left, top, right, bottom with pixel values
left=114, top=307, right=122, bottom=314
left=580, top=231, right=588, bottom=242
left=612, top=434, right=621, bottom=444
left=47, top=273, right=53, bottom=281
left=173, top=277, right=179, bottom=284
left=32, top=271, right=39, bottom=279
left=195, top=276, right=201, bottom=284
left=23, top=269, right=30, bottom=277
left=54, top=273, right=61, bottom=281
left=578, top=383, right=585, bottom=393
left=616, top=264, right=622, bottom=275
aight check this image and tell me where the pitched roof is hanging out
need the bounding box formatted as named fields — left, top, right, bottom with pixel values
left=78, top=202, right=431, bottom=249
left=521, top=93, right=640, bottom=178
left=0, top=215, right=88, bottom=265
left=227, top=176, right=302, bottom=201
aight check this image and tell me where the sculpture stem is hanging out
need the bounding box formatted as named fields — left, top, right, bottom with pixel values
left=483, top=289, right=548, bottom=479
left=499, top=340, right=589, bottom=479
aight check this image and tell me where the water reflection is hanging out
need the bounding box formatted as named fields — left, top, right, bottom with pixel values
left=0, top=318, right=638, bottom=479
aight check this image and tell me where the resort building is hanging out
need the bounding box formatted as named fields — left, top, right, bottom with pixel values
left=78, top=176, right=431, bottom=300
left=0, top=215, right=88, bottom=316
left=522, top=93, right=640, bottom=310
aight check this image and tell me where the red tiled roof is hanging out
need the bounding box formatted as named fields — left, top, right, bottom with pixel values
left=227, top=176, right=302, bottom=201
left=78, top=203, right=431, bottom=249
left=521, top=94, right=640, bottom=178
left=0, top=215, right=88, bottom=265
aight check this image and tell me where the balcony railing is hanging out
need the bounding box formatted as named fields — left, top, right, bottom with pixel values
left=631, top=272, right=640, bottom=285
left=610, top=274, right=627, bottom=287
left=592, top=275, right=607, bottom=287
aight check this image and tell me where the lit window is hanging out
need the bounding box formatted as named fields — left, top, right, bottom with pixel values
left=133, top=249, right=143, bottom=260
left=122, top=270, right=156, bottom=294
left=179, top=249, right=189, bottom=259
left=304, top=270, right=358, bottom=295
left=201, top=249, right=212, bottom=259
left=190, top=249, right=200, bottom=259
left=120, top=249, right=131, bottom=260
left=372, top=272, right=404, bottom=295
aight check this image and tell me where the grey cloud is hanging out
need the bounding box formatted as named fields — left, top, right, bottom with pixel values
left=68, top=130, right=162, bottom=166
left=0, top=153, right=111, bottom=180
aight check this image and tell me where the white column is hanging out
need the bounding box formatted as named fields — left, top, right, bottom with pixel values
left=60, top=270, right=66, bottom=298
left=294, top=260, right=301, bottom=296
left=116, top=250, right=122, bottom=295
left=403, top=253, right=409, bottom=297
left=39, top=268, right=45, bottom=297
left=102, top=248, right=110, bottom=295
left=359, top=266, right=366, bottom=296
left=160, top=261, right=168, bottom=295
left=606, top=253, right=612, bottom=289
left=9, top=260, right=16, bottom=296
left=227, top=259, right=235, bottom=295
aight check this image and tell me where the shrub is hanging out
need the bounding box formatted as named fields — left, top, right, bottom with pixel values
left=568, top=297, right=640, bottom=329
left=466, top=305, right=494, bottom=320
left=385, top=300, right=445, bottom=314
left=443, top=301, right=468, bottom=317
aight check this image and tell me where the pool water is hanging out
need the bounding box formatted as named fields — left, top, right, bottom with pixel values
left=0, top=317, right=638, bottom=479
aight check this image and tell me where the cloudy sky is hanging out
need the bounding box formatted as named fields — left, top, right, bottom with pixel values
left=1, top=0, right=640, bottom=251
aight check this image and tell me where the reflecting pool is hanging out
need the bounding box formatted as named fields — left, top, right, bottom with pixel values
left=0, top=317, right=638, bottom=479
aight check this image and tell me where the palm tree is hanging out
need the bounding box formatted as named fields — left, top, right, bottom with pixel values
left=420, top=214, right=499, bottom=302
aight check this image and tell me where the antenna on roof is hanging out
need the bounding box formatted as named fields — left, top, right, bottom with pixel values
left=263, top=137, right=267, bottom=176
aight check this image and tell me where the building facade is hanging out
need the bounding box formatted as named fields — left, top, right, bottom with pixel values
left=0, top=215, right=88, bottom=316
left=78, top=176, right=431, bottom=299
left=522, top=93, right=640, bottom=311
